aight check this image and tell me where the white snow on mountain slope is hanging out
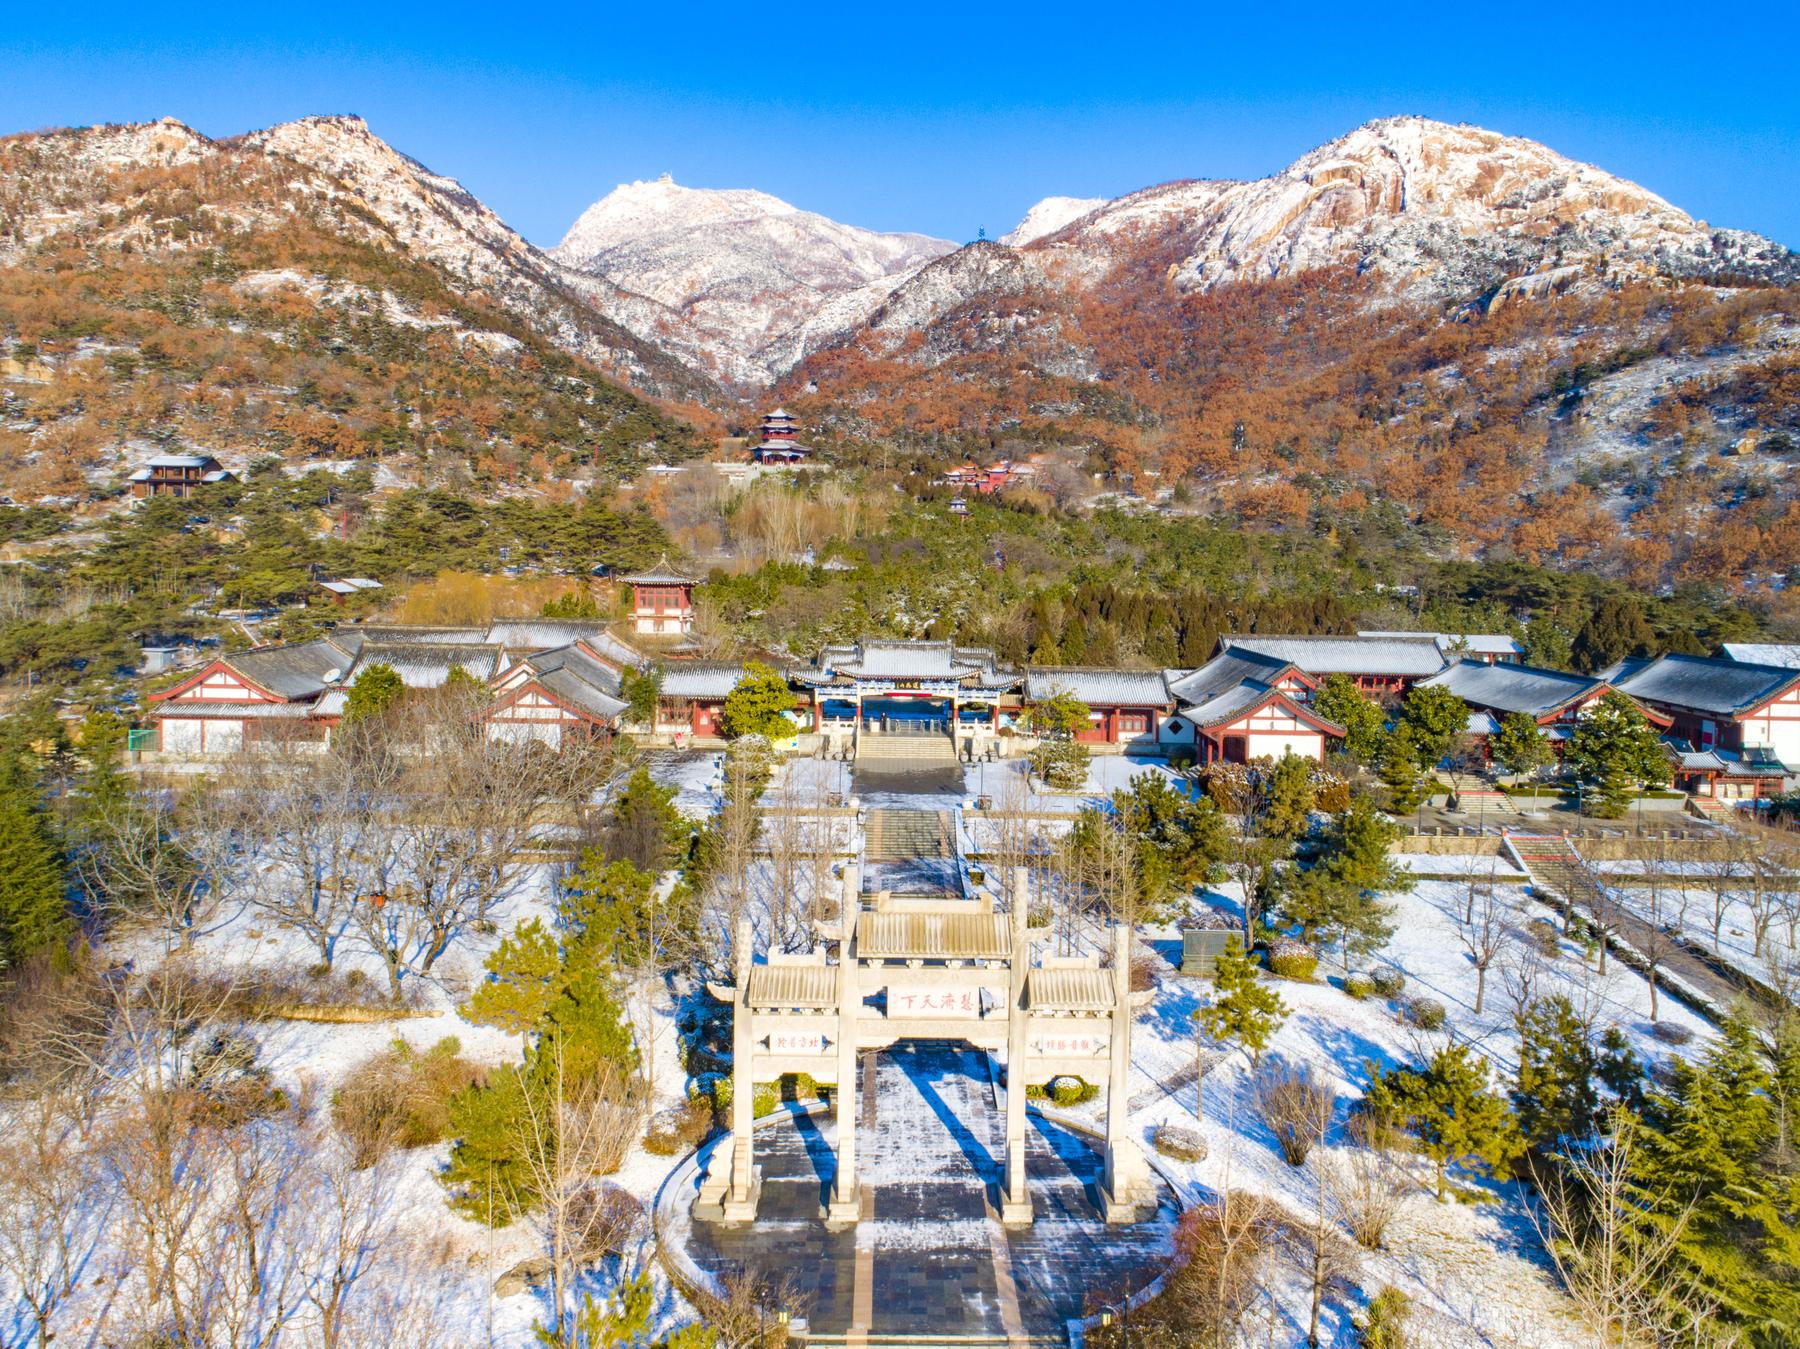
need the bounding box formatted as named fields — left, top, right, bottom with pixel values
left=1029, top=116, right=1800, bottom=296
left=999, top=194, right=1107, bottom=246
left=553, top=176, right=956, bottom=386
left=242, top=117, right=717, bottom=399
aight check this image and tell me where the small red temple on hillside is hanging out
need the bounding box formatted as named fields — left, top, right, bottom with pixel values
left=620, top=557, right=698, bottom=636
left=752, top=408, right=810, bottom=464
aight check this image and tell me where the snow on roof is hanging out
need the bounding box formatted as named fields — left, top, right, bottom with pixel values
left=149, top=700, right=316, bottom=720
left=141, top=454, right=216, bottom=468
left=348, top=624, right=488, bottom=645
left=227, top=638, right=359, bottom=700
left=348, top=642, right=501, bottom=689
left=1023, top=667, right=1171, bottom=707
left=1720, top=642, right=1800, bottom=669
left=660, top=663, right=752, bottom=699
left=1164, top=649, right=1294, bottom=707
left=1359, top=630, right=1523, bottom=657
left=535, top=668, right=629, bottom=721
left=525, top=643, right=624, bottom=697
left=319, top=577, right=382, bottom=595
left=818, top=640, right=1004, bottom=681
left=1614, top=653, right=1800, bottom=717
left=1219, top=634, right=1450, bottom=677
left=484, top=619, right=623, bottom=652
left=1418, top=659, right=1606, bottom=717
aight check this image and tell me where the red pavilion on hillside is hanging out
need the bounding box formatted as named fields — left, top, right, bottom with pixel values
left=752, top=408, right=810, bottom=464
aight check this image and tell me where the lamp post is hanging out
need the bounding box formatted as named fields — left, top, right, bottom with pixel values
left=1097, top=1299, right=1130, bottom=1347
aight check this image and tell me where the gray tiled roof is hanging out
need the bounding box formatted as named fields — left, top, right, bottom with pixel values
left=482, top=619, right=627, bottom=654
left=1720, top=643, right=1800, bottom=669
left=348, top=624, right=488, bottom=645
left=818, top=640, right=1002, bottom=680
left=524, top=643, right=624, bottom=697
left=1220, top=634, right=1449, bottom=677
left=150, top=700, right=315, bottom=720
left=348, top=643, right=501, bottom=690
left=1164, top=649, right=1293, bottom=707
left=229, top=638, right=358, bottom=700
left=619, top=556, right=698, bottom=586
left=660, top=663, right=752, bottom=699
left=1023, top=668, right=1171, bottom=707
left=536, top=669, right=629, bottom=721
left=1418, top=659, right=1605, bottom=717
left=1614, top=654, right=1800, bottom=717
left=1360, top=630, right=1523, bottom=657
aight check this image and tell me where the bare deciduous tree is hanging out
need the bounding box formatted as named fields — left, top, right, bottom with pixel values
left=1456, top=874, right=1511, bottom=1017
left=1530, top=1112, right=1714, bottom=1348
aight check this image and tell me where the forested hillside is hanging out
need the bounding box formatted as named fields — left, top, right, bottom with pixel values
left=789, top=257, right=1800, bottom=591
left=0, top=119, right=705, bottom=506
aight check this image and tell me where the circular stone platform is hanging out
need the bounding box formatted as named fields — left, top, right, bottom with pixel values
left=658, top=1042, right=1181, bottom=1345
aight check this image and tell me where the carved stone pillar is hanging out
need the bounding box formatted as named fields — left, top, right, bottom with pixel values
left=721, top=918, right=760, bottom=1221
left=1001, top=865, right=1033, bottom=1225
left=827, top=866, right=862, bottom=1224
left=1101, top=921, right=1148, bottom=1223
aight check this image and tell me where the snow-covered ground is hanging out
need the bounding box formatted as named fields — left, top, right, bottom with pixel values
left=1611, top=882, right=1800, bottom=991
left=1095, top=875, right=1713, bottom=1347
left=23, top=743, right=1764, bottom=1347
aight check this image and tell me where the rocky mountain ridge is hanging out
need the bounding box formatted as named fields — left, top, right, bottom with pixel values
left=552, top=175, right=953, bottom=387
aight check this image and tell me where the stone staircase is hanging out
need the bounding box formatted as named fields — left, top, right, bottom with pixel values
left=864, top=808, right=954, bottom=864
left=855, top=733, right=958, bottom=764
left=1503, top=831, right=1602, bottom=911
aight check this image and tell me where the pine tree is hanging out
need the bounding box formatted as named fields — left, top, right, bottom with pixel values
left=1396, top=682, right=1469, bottom=773
left=1313, top=674, right=1386, bottom=763
left=1565, top=691, right=1669, bottom=819
left=342, top=662, right=406, bottom=724
left=1378, top=725, right=1427, bottom=813
left=717, top=662, right=794, bottom=740
left=1364, top=1043, right=1521, bottom=1200
left=1512, top=994, right=1600, bottom=1151
left=0, top=751, right=70, bottom=968
left=1490, top=712, right=1553, bottom=800
left=1285, top=796, right=1403, bottom=970
left=465, top=918, right=562, bottom=1035
left=1196, top=935, right=1288, bottom=1069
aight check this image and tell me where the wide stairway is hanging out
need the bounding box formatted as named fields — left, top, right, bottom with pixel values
left=856, top=733, right=958, bottom=764
left=864, top=808, right=954, bottom=864
left=1505, top=832, right=1602, bottom=910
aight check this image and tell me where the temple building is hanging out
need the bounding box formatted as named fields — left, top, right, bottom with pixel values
left=751, top=407, right=810, bottom=464
left=620, top=558, right=698, bottom=636
left=796, top=640, right=1023, bottom=756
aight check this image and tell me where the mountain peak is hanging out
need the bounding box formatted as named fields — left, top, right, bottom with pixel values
left=553, top=180, right=955, bottom=387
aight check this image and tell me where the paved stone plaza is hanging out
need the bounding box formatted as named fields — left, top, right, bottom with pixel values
left=666, top=1043, right=1181, bottom=1344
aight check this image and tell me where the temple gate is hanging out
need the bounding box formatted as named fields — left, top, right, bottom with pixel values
left=696, top=867, right=1153, bottom=1228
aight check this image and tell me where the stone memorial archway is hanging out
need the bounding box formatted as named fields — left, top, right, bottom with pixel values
left=696, top=867, right=1153, bottom=1229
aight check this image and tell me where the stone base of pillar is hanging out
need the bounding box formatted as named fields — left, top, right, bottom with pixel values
left=1098, top=1178, right=1139, bottom=1225
left=999, top=1193, right=1034, bottom=1227
left=717, top=1168, right=762, bottom=1224
left=824, top=1185, right=861, bottom=1227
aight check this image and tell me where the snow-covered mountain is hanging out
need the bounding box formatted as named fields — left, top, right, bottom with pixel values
left=1028, top=116, right=1798, bottom=295
left=796, top=115, right=1800, bottom=379
left=999, top=195, right=1106, bottom=247
left=552, top=176, right=955, bottom=387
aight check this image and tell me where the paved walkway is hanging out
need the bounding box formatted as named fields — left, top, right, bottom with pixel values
left=677, top=1043, right=1179, bottom=1345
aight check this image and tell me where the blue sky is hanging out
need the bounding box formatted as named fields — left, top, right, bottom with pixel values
left=4, top=3, right=1795, bottom=249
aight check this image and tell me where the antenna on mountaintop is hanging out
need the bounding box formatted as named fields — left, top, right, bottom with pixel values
left=658, top=172, right=673, bottom=184
left=976, top=226, right=986, bottom=242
